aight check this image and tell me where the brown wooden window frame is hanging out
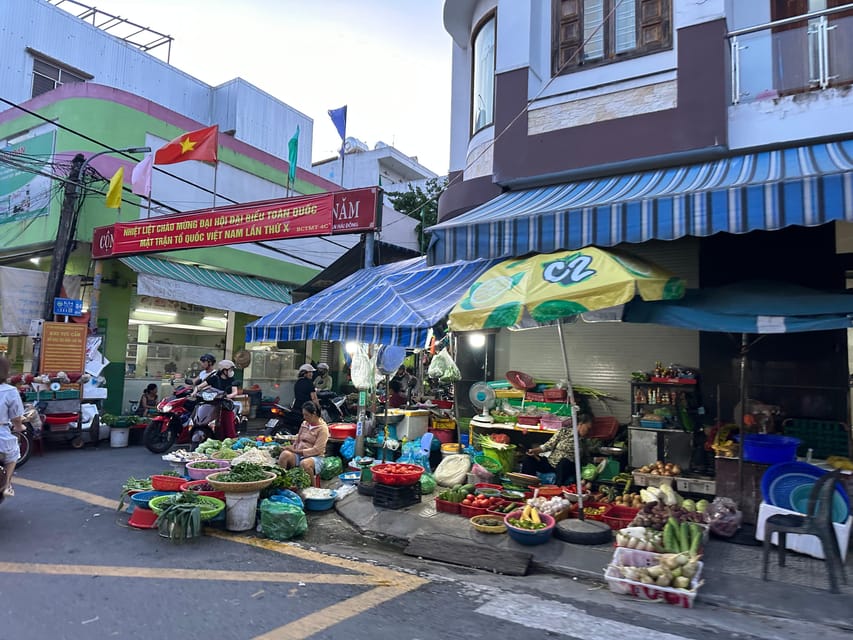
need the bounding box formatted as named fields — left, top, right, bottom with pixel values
left=552, top=0, right=673, bottom=77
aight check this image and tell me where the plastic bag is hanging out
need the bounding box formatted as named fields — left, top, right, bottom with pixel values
left=320, top=456, right=343, bottom=481
left=705, top=497, right=743, bottom=538
left=258, top=500, right=308, bottom=541
left=427, top=349, right=461, bottom=383
left=340, top=437, right=356, bottom=461
left=269, top=489, right=304, bottom=510
left=433, top=454, right=471, bottom=487
left=419, top=472, right=436, bottom=495
left=470, top=463, right=496, bottom=484
left=350, top=344, right=375, bottom=390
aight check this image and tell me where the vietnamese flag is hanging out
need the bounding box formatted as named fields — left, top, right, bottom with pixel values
left=154, top=125, right=218, bottom=165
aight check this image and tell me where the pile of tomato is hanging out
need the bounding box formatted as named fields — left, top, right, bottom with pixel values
left=461, top=493, right=502, bottom=509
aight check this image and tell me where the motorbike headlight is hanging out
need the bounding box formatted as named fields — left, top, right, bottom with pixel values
left=201, top=391, right=217, bottom=401
left=162, top=403, right=174, bottom=413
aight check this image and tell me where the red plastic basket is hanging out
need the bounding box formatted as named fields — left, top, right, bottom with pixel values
left=543, top=388, right=568, bottom=401
left=601, top=505, right=640, bottom=530
left=460, top=503, right=489, bottom=518
left=517, top=415, right=540, bottom=426
left=179, top=479, right=226, bottom=501
left=567, top=501, right=612, bottom=522
left=150, top=474, right=187, bottom=491
left=370, top=463, right=424, bottom=486
left=525, top=392, right=546, bottom=402
left=434, top=497, right=461, bottom=514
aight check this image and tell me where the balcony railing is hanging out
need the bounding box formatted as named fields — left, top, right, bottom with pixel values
left=728, top=4, right=853, bottom=105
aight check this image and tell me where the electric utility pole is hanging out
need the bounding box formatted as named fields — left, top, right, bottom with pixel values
left=41, top=153, right=85, bottom=322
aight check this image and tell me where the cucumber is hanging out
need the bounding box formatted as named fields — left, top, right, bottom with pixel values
left=679, top=522, right=690, bottom=553
left=460, top=484, right=475, bottom=494
left=689, top=523, right=702, bottom=554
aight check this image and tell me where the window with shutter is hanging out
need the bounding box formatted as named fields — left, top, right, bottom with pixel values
left=552, top=0, right=671, bottom=76
left=30, top=54, right=88, bottom=98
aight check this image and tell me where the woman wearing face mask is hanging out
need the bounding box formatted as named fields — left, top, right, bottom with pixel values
left=194, top=359, right=239, bottom=439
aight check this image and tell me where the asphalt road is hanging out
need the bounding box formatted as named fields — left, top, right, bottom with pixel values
left=1, top=441, right=849, bottom=640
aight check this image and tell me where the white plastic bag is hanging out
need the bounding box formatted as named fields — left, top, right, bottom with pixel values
left=433, top=454, right=471, bottom=487
left=350, top=344, right=375, bottom=390
left=428, top=349, right=461, bottom=383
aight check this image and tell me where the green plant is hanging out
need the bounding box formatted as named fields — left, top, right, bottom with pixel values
left=117, top=476, right=152, bottom=511
left=154, top=492, right=203, bottom=543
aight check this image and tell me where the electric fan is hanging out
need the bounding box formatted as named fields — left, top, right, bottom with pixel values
left=469, top=382, right=497, bottom=427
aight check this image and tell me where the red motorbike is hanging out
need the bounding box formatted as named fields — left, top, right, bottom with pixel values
left=143, top=383, right=207, bottom=453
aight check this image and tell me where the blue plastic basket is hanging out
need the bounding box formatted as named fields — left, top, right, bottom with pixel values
left=130, top=490, right=175, bottom=510
left=303, top=490, right=337, bottom=511
left=761, top=461, right=850, bottom=523
left=338, top=471, right=360, bottom=486
left=743, top=434, right=800, bottom=464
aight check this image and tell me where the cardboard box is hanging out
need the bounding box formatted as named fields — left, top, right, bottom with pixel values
left=754, top=501, right=851, bottom=561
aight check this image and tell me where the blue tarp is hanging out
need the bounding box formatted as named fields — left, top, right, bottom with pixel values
left=623, top=281, right=853, bottom=334
left=245, top=256, right=499, bottom=348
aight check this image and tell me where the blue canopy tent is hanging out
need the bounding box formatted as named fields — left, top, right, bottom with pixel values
left=624, top=281, right=853, bottom=334
left=245, top=256, right=499, bottom=348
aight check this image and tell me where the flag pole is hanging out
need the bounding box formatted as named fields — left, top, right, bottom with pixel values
left=339, top=141, right=346, bottom=188
left=212, top=163, right=219, bottom=209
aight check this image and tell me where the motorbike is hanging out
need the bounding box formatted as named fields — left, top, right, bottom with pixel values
left=16, top=403, right=41, bottom=469
left=143, top=382, right=248, bottom=453
left=263, top=391, right=348, bottom=438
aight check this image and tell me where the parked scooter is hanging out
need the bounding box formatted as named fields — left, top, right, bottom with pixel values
left=263, top=391, right=348, bottom=438
left=143, top=382, right=201, bottom=453
left=190, top=388, right=248, bottom=439
left=16, top=403, right=41, bottom=468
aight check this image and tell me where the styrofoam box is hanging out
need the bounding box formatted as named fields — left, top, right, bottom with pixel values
left=396, top=411, right=430, bottom=440
left=604, top=547, right=703, bottom=608
left=754, top=501, right=851, bottom=561
left=632, top=472, right=675, bottom=488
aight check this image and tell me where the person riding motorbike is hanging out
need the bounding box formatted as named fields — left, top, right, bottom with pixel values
left=194, top=353, right=217, bottom=385
left=313, top=363, right=333, bottom=392
left=0, top=357, right=26, bottom=499
left=294, top=363, right=318, bottom=409
left=193, top=359, right=239, bottom=439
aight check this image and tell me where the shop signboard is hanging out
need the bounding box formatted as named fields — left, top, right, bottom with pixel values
left=40, top=322, right=87, bottom=374
left=53, top=297, right=83, bottom=317
left=0, top=130, right=56, bottom=223
left=92, top=187, right=380, bottom=259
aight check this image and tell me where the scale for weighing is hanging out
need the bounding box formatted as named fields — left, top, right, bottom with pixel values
left=596, top=445, right=625, bottom=481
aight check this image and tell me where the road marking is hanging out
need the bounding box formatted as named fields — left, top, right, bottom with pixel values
left=14, top=477, right=116, bottom=509
left=9, top=476, right=429, bottom=640
left=476, top=593, right=691, bottom=640
left=0, top=561, right=387, bottom=586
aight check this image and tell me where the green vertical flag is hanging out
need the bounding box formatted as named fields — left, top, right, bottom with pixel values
left=288, top=126, right=299, bottom=185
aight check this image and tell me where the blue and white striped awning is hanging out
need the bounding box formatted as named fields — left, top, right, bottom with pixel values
left=428, top=139, right=853, bottom=265
left=245, top=256, right=498, bottom=347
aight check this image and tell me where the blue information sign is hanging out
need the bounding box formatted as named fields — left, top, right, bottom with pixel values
left=53, top=297, right=83, bottom=317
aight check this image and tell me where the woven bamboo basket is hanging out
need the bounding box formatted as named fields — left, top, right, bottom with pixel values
left=204, top=471, right=277, bottom=493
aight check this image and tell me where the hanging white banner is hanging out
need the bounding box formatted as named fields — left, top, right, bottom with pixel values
left=0, top=266, right=81, bottom=335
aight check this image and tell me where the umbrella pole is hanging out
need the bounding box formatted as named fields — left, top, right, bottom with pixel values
left=557, top=322, right=585, bottom=519
left=382, top=373, right=390, bottom=463
left=737, top=332, right=748, bottom=511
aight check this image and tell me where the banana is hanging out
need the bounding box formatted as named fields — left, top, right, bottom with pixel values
left=530, top=507, right=541, bottom=524
left=522, top=504, right=532, bottom=521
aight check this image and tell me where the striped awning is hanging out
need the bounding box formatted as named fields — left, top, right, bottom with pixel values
left=245, top=256, right=498, bottom=347
left=428, top=139, right=853, bottom=265
left=121, top=255, right=291, bottom=316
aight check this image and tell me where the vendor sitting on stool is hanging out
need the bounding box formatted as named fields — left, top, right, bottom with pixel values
left=278, top=401, right=329, bottom=481
left=522, top=412, right=592, bottom=485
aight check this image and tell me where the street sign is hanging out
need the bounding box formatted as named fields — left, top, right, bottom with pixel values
left=53, top=297, right=83, bottom=317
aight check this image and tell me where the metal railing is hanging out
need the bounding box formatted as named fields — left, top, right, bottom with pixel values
left=728, top=4, right=853, bottom=104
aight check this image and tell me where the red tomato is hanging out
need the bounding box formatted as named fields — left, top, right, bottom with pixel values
left=462, top=499, right=472, bottom=506
left=466, top=494, right=476, bottom=501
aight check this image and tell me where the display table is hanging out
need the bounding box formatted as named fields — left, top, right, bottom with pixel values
left=754, top=501, right=851, bottom=561
left=715, top=458, right=771, bottom=525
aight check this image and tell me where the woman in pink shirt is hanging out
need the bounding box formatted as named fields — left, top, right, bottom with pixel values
left=278, top=401, right=329, bottom=480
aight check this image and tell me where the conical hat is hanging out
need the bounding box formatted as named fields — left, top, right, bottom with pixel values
left=233, top=350, right=252, bottom=368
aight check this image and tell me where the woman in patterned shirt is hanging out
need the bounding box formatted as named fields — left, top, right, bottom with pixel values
left=521, top=412, right=592, bottom=485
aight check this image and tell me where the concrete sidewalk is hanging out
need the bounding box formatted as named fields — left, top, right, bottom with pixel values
left=334, top=489, right=852, bottom=630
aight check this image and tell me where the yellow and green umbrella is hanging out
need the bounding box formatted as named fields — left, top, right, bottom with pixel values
left=449, top=247, right=685, bottom=332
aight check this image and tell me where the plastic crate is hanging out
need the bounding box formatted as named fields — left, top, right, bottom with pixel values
left=540, top=415, right=571, bottom=430
left=631, top=472, right=675, bottom=488
left=781, top=418, right=851, bottom=459
left=525, top=392, right=546, bottom=402
left=517, top=415, right=540, bottom=426
left=639, top=419, right=664, bottom=429
left=54, top=389, right=80, bottom=399
left=543, top=388, right=568, bottom=402
left=604, top=547, right=703, bottom=608
left=434, top=497, right=461, bottom=514
left=460, top=503, right=490, bottom=518
left=568, top=501, right=611, bottom=521
left=601, top=505, right=640, bottom=530
left=373, top=482, right=422, bottom=510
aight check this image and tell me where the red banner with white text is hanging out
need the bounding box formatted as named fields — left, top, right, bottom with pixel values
left=92, top=187, right=380, bottom=259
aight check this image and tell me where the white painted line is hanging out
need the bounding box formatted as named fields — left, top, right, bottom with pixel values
left=475, top=593, right=690, bottom=640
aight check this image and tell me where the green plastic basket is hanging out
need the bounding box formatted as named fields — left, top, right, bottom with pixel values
left=473, top=454, right=504, bottom=475
left=148, top=495, right=225, bottom=521
left=481, top=444, right=518, bottom=473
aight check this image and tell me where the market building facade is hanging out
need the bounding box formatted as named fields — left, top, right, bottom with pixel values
left=0, top=0, right=419, bottom=415
left=436, top=0, right=853, bottom=428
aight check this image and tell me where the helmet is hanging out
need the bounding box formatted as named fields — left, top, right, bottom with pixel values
left=217, top=359, right=235, bottom=371
left=200, top=353, right=216, bottom=364
left=298, top=363, right=315, bottom=374
left=317, top=362, right=329, bottom=371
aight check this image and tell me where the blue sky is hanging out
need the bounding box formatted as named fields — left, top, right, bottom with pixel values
left=68, top=0, right=453, bottom=174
